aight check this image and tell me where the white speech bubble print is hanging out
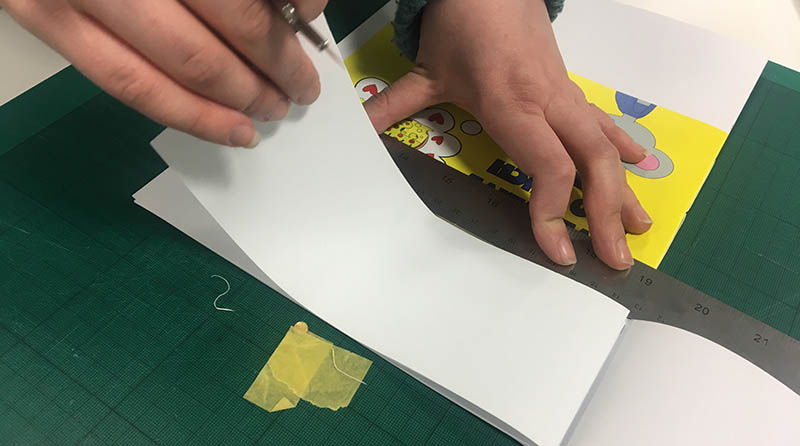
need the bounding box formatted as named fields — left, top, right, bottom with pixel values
left=355, top=77, right=388, bottom=102
left=412, top=108, right=455, bottom=133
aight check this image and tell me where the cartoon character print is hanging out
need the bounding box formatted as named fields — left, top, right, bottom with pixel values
left=354, top=77, right=463, bottom=163
left=609, top=92, right=674, bottom=179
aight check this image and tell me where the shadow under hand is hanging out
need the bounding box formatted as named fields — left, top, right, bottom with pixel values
left=254, top=105, right=308, bottom=140
left=174, top=138, right=233, bottom=189
left=285, top=104, right=309, bottom=122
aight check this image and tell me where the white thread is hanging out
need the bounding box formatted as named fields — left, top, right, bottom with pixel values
left=211, top=275, right=234, bottom=312
left=330, top=348, right=367, bottom=385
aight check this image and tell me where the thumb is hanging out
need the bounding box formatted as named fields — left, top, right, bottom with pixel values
left=363, top=69, right=442, bottom=132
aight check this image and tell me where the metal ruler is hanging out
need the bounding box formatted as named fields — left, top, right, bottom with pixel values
left=381, top=134, right=800, bottom=395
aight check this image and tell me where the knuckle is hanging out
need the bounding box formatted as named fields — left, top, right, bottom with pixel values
left=184, top=110, right=208, bottom=137
left=592, top=103, right=613, bottom=124
left=548, top=158, right=577, bottom=185
left=179, top=46, right=225, bottom=88
left=565, top=80, right=588, bottom=102
left=237, top=0, right=273, bottom=41
left=588, top=135, right=621, bottom=162
left=107, top=65, right=156, bottom=107
left=487, top=89, right=546, bottom=118
left=600, top=207, right=623, bottom=222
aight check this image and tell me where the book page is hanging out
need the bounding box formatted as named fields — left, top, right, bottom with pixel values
left=567, top=320, right=800, bottom=446
left=149, top=16, right=629, bottom=446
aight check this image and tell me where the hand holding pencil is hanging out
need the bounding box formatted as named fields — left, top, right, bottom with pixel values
left=1, top=0, right=328, bottom=148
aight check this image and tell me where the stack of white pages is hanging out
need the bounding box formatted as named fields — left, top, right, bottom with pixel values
left=133, top=2, right=800, bottom=444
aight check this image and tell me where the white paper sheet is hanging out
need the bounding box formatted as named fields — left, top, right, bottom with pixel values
left=132, top=169, right=600, bottom=443
left=132, top=168, right=288, bottom=298
left=150, top=16, right=630, bottom=446
left=554, top=0, right=767, bottom=132
left=566, top=320, right=800, bottom=446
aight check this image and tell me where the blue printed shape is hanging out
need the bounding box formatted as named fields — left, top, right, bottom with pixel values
left=615, top=92, right=657, bottom=119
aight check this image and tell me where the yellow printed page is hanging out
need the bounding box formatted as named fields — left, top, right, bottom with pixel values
left=345, top=25, right=727, bottom=267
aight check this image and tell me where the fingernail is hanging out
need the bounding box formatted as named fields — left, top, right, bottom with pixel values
left=616, top=238, right=634, bottom=267
left=229, top=125, right=261, bottom=149
left=637, top=205, right=653, bottom=225
left=643, top=149, right=653, bottom=158
left=559, top=238, right=577, bottom=265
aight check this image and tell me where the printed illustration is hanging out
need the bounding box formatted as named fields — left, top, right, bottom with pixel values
left=356, top=78, right=462, bottom=162
left=344, top=24, right=728, bottom=268
left=610, top=92, right=674, bottom=179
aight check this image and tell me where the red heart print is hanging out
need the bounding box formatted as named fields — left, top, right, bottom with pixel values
left=362, top=85, right=378, bottom=95
left=432, top=136, right=444, bottom=145
left=426, top=153, right=435, bottom=158
left=429, top=113, right=445, bottom=125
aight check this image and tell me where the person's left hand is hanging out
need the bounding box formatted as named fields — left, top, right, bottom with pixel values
left=364, top=0, right=652, bottom=270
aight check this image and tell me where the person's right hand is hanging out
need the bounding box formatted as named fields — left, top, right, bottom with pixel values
left=2, top=0, right=327, bottom=147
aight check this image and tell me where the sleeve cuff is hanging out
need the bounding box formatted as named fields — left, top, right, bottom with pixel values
left=393, top=0, right=566, bottom=61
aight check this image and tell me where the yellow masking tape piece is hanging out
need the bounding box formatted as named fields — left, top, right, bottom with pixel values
left=268, top=324, right=332, bottom=396
left=244, top=322, right=372, bottom=412
left=299, top=342, right=372, bottom=410
left=243, top=360, right=300, bottom=412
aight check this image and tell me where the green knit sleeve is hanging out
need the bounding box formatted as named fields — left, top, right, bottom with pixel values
left=393, top=0, right=565, bottom=60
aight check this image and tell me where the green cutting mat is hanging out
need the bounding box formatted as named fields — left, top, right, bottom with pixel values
left=0, top=90, right=505, bottom=446
left=2, top=3, right=800, bottom=444
left=660, top=68, right=800, bottom=338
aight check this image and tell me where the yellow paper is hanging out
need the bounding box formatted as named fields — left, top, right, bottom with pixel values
left=244, top=323, right=372, bottom=412
left=345, top=25, right=728, bottom=267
